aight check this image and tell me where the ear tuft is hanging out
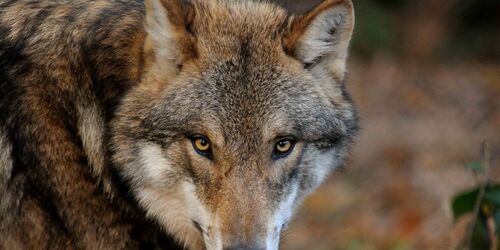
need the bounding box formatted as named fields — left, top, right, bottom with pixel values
left=144, top=0, right=196, bottom=72
left=284, top=0, right=354, bottom=79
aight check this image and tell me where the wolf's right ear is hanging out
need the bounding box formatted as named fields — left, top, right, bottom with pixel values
left=144, top=0, right=196, bottom=73
left=283, top=0, right=354, bottom=81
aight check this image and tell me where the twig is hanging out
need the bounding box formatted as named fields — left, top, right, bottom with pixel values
left=464, top=142, right=491, bottom=250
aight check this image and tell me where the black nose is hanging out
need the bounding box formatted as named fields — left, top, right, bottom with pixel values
left=223, top=245, right=263, bottom=250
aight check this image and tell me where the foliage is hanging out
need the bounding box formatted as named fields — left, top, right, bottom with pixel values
left=350, top=0, right=499, bottom=60
left=451, top=162, right=499, bottom=250
left=351, top=0, right=397, bottom=57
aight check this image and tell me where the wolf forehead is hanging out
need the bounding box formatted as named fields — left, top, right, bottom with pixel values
left=142, top=62, right=348, bottom=144
left=187, top=0, right=290, bottom=56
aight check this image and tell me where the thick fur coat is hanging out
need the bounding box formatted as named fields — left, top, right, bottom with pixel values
left=0, top=0, right=358, bottom=249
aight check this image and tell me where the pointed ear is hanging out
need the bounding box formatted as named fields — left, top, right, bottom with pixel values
left=284, top=0, right=354, bottom=80
left=144, top=0, right=196, bottom=72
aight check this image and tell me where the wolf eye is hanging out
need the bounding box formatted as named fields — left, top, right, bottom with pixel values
left=273, top=139, right=295, bottom=160
left=191, top=136, right=212, bottom=159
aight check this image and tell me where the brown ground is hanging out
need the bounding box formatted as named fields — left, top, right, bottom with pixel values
left=281, top=56, right=500, bottom=249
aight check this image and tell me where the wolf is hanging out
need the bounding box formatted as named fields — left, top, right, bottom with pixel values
left=0, top=0, right=358, bottom=249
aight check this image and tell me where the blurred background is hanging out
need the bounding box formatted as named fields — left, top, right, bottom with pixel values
left=273, top=0, right=500, bottom=249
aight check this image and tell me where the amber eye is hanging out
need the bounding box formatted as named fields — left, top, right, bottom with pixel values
left=194, top=138, right=210, bottom=151
left=273, top=139, right=295, bottom=160
left=191, top=136, right=212, bottom=159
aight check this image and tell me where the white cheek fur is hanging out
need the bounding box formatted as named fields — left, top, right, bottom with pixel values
left=135, top=144, right=213, bottom=249
left=139, top=143, right=172, bottom=183
left=136, top=143, right=228, bottom=250
left=264, top=149, right=339, bottom=249
left=312, top=148, right=339, bottom=185
left=266, top=183, right=299, bottom=250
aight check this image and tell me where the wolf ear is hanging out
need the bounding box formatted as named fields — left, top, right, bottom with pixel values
left=144, top=0, right=196, bottom=72
left=284, top=0, right=354, bottom=80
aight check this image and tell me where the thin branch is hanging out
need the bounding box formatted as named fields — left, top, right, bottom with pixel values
left=464, top=142, right=491, bottom=250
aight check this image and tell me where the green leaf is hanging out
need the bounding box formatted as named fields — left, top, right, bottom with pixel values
left=466, top=162, right=484, bottom=172
left=452, top=188, right=480, bottom=220
left=451, top=185, right=500, bottom=221
left=484, top=186, right=500, bottom=206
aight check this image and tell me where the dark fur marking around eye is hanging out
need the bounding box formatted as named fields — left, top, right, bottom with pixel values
left=303, top=55, right=324, bottom=69
left=314, top=134, right=343, bottom=151
left=328, top=26, right=336, bottom=36
left=288, top=167, right=299, bottom=181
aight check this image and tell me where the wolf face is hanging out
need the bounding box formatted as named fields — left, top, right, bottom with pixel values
left=112, top=0, right=357, bottom=249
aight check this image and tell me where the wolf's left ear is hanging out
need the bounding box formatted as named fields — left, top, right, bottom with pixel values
left=284, top=0, right=354, bottom=80
left=144, top=0, right=196, bottom=73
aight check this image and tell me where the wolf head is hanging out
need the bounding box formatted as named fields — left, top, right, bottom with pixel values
left=111, top=0, right=357, bottom=249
